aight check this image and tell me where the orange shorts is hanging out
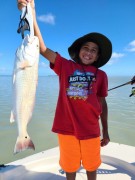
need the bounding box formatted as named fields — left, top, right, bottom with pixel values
left=58, top=134, right=101, bottom=172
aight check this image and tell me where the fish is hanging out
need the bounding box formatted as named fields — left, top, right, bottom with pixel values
left=10, top=34, right=39, bottom=154
left=10, top=3, right=39, bottom=154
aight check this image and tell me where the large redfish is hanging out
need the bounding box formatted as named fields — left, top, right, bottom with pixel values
left=10, top=3, right=39, bottom=154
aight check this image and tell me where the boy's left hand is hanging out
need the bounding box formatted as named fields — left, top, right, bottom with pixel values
left=100, top=131, right=110, bottom=147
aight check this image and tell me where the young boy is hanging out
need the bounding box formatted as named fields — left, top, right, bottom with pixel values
left=17, top=1, right=112, bottom=179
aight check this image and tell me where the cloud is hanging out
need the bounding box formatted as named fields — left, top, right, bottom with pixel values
left=38, top=61, right=56, bottom=76
left=125, top=40, right=135, bottom=52
left=107, top=52, right=125, bottom=65
left=37, top=13, right=55, bottom=25
left=111, top=52, right=125, bottom=59
left=39, top=61, right=49, bottom=68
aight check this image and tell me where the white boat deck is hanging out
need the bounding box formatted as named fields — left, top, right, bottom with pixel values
left=0, top=142, right=135, bottom=180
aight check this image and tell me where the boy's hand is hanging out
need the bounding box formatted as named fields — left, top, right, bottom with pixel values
left=17, top=0, right=35, bottom=10
left=101, top=131, right=110, bottom=147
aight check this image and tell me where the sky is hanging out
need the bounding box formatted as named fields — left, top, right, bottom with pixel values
left=0, top=0, right=135, bottom=77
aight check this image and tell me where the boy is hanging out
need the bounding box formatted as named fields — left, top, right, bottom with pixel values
left=17, top=1, right=112, bottom=179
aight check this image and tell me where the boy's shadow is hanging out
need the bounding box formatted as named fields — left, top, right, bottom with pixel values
left=0, top=165, right=66, bottom=180
left=78, top=155, right=135, bottom=180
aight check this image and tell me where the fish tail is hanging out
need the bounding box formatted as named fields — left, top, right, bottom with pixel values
left=10, top=111, right=15, bottom=123
left=14, top=135, right=35, bottom=154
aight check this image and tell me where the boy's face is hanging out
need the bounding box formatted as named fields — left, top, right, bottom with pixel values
left=79, top=42, right=99, bottom=65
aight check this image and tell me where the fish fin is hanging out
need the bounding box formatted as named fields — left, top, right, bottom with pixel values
left=13, top=73, right=16, bottom=84
left=18, top=60, right=30, bottom=69
left=10, top=111, right=15, bottom=123
left=14, top=135, right=35, bottom=154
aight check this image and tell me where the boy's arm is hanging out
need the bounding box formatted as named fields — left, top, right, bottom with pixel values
left=100, top=97, right=110, bottom=147
left=32, top=8, right=57, bottom=64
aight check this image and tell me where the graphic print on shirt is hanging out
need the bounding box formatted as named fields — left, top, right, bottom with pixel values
left=67, top=70, right=96, bottom=100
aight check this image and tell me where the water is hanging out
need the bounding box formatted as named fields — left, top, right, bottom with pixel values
left=0, top=75, right=135, bottom=164
left=107, top=76, right=135, bottom=146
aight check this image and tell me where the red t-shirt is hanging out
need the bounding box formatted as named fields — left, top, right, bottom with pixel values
left=50, top=53, right=108, bottom=140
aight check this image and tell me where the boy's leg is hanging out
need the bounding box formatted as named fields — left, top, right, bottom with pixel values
left=80, top=137, right=101, bottom=180
left=86, top=170, right=97, bottom=180
left=66, top=172, right=76, bottom=180
left=58, top=134, right=81, bottom=175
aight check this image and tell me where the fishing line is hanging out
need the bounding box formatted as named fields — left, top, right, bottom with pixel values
left=108, top=76, right=135, bottom=97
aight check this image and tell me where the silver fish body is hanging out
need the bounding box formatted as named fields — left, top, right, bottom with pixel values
left=10, top=35, right=39, bottom=154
